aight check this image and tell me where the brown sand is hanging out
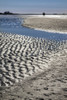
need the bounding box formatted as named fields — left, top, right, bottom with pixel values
left=23, top=17, right=67, bottom=33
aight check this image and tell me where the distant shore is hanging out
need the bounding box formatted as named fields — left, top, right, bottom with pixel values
left=23, top=15, right=67, bottom=34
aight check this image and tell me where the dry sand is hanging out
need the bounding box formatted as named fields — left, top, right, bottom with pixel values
left=0, top=32, right=67, bottom=100
left=23, top=16, right=67, bottom=34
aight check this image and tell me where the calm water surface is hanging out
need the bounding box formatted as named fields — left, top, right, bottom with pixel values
left=0, top=15, right=67, bottom=41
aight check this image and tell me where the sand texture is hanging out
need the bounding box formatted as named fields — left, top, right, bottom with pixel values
left=0, top=32, right=62, bottom=86
left=23, top=17, right=67, bottom=33
left=1, top=51, right=67, bottom=100
left=0, top=33, right=67, bottom=100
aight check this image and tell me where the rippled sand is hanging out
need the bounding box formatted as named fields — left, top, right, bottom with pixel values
left=0, top=32, right=61, bottom=86
left=0, top=32, right=67, bottom=100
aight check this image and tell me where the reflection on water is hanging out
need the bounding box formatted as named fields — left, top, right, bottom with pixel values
left=0, top=15, right=67, bottom=41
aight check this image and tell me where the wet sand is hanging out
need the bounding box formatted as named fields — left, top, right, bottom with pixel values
left=0, top=32, right=67, bottom=100
left=23, top=16, right=67, bottom=34
left=0, top=32, right=62, bottom=86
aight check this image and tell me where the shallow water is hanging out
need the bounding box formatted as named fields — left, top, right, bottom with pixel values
left=0, top=15, right=67, bottom=41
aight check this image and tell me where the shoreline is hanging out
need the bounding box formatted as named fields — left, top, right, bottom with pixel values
left=34, top=28, right=67, bottom=34
left=23, top=24, right=67, bottom=34
left=23, top=16, right=67, bottom=34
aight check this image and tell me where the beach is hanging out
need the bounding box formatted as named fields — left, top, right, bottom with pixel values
left=0, top=14, right=67, bottom=100
left=23, top=15, right=67, bottom=34
left=0, top=31, right=67, bottom=100
left=0, top=0, right=67, bottom=99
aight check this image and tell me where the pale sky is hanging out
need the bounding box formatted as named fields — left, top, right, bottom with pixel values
left=0, top=0, right=67, bottom=14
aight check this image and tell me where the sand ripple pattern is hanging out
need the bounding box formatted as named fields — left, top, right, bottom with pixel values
left=0, top=33, right=66, bottom=86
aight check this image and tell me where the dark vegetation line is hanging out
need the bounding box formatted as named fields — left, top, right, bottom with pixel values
left=0, top=11, right=67, bottom=15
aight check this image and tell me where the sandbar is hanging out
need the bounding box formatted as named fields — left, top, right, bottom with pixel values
left=23, top=15, right=67, bottom=34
